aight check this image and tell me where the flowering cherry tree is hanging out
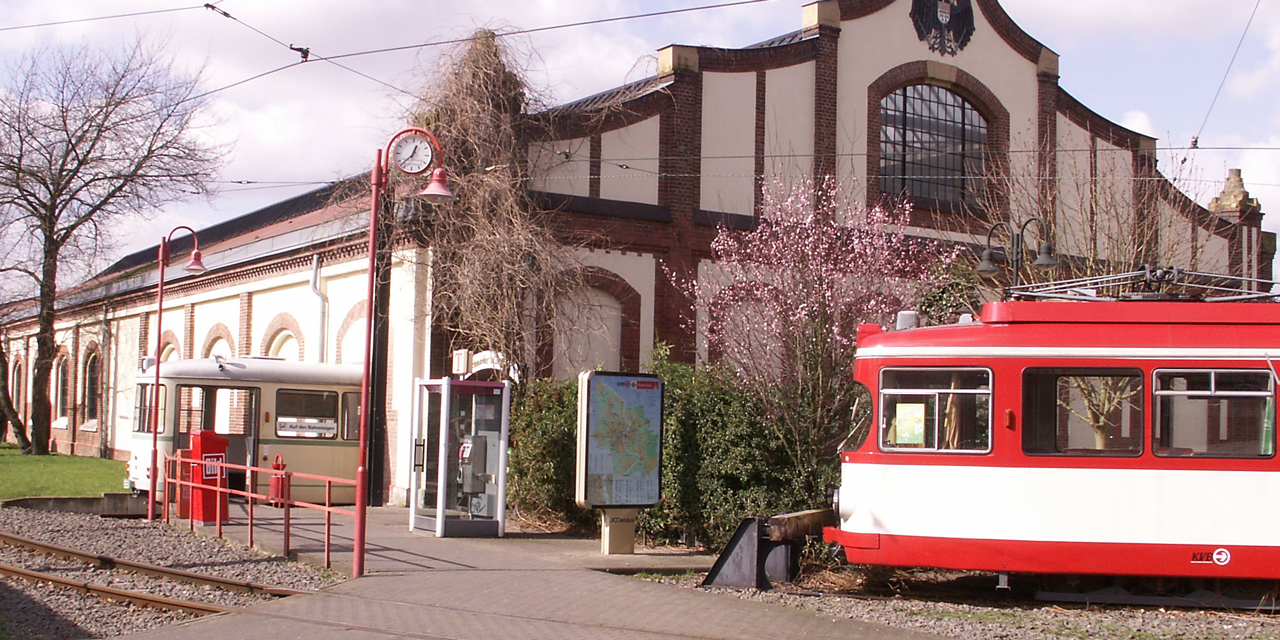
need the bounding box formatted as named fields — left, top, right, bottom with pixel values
left=670, top=179, right=959, bottom=497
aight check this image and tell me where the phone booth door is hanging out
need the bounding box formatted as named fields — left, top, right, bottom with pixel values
left=409, top=378, right=509, bottom=537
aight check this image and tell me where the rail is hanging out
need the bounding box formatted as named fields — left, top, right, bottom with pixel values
left=0, top=530, right=301, bottom=596
left=0, top=560, right=230, bottom=615
left=161, top=453, right=357, bottom=572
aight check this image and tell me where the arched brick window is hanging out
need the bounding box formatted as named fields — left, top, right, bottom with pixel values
left=54, top=357, right=70, bottom=419
left=880, top=84, right=988, bottom=211
left=83, top=352, right=101, bottom=422
left=867, top=62, right=1010, bottom=219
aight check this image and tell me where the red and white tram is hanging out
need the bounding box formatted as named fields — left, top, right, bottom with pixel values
left=824, top=271, right=1280, bottom=586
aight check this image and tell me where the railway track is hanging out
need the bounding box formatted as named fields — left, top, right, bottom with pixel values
left=0, top=529, right=305, bottom=616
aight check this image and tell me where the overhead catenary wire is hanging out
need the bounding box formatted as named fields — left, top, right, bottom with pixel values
left=1193, top=0, right=1263, bottom=147
left=0, top=3, right=214, bottom=33
left=201, top=4, right=419, bottom=99
left=317, top=0, right=782, bottom=63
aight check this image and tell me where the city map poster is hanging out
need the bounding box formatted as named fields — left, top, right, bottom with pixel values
left=575, top=371, right=664, bottom=509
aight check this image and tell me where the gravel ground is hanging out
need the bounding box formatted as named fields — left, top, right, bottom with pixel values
left=0, top=506, right=342, bottom=639
left=649, top=569, right=1280, bottom=640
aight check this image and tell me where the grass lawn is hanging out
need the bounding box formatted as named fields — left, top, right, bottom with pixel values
left=0, top=443, right=126, bottom=501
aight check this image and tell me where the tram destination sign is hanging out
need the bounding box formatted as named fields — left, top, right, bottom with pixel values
left=575, top=371, right=664, bottom=509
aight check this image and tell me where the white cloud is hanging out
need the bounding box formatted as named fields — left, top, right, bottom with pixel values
left=1120, top=111, right=1157, bottom=138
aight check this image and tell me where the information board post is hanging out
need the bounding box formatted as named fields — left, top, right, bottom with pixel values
left=601, top=508, right=640, bottom=555
left=575, top=371, right=664, bottom=556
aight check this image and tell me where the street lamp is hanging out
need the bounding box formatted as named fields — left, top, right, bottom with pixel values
left=355, top=127, right=453, bottom=577
left=975, top=216, right=1057, bottom=289
left=149, top=226, right=207, bottom=520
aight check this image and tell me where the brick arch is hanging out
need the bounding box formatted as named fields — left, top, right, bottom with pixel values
left=260, top=312, right=305, bottom=360
left=80, top=342, right=102, bottom=423
left=201, top=323, right=236, bottom=358
left=866, top=61, right=1011, bottom=221
left=51, top=346, right=72, bottom=420
left=158, top=330, right=181, bottom=361
left=537, top=267, right=642, bottom=376
left=333, top=301, right=368, bottom=365
left=10, top=354, right=24, bottom=418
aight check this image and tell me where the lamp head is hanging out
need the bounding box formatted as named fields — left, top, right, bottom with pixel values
left=1033, top=241, right=1058, bottom=269
left=975, top=248, right=1000, bottom=276
left=184, top=249, right=207, bottom=275
left=419, top=167, right=455, bottom=204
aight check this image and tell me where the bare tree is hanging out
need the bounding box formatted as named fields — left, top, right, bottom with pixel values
left=954, top=136, right=1217, bottom=448
left=402, top=30, right=586, bottom=382
left=0, top=38, right=221, bottom=454
left=961, top=137, right=1213, bottom=287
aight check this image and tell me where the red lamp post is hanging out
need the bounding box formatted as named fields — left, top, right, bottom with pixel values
left=355, top=128, right=453, bottom=577
left=148, top=226, right=207, bottom=520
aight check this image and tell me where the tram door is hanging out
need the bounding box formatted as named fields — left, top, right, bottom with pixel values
left=410, top=378, right=510, bottom=537
left=177, top=385, right=259, bottom=492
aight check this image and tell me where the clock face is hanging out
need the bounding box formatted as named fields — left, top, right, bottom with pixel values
left=392, top=134, right=434, bottom=175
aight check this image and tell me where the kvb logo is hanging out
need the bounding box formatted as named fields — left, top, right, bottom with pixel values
left=1190, top=548, right=1231, bottom=566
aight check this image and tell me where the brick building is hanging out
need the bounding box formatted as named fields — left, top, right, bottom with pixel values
left=3, top=0, right=1270, bottom=506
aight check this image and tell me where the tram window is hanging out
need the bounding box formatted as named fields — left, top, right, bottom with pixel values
left=178, top=386, right=204, bottom=434
left=340, top=392, right=360, bottom=441
left=1022, top=368, right=1142, bottom=456
left=1153, top=370, right=1275, bottom=458
left=180, top=386, right=257, bottom=435
left=276, top=389, right=339, bottom=439
left=133, top=385, right=168, bottom=433
left=880, top=369, right=990, bottom=452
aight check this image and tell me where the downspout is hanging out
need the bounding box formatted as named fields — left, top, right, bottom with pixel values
left=99, top=306, right=112, bottom=460
left=310, top=256, right=328, bottom=363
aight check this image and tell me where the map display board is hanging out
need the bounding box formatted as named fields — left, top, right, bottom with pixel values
left=575, top=371, right=664, bottom=509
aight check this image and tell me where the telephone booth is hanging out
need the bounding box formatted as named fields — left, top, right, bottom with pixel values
left=408, top=378, right=510, bottom=537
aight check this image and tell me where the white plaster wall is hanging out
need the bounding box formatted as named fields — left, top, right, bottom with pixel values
left=601, top=117, right=660, bottom=204
left=1095, top=140, right=1135, bottom=265
left=1155, top=198, right=1201, bottom=268
left=553, top=287, right=623, bottom=379
left=250, top=281, right=319, bottom=360
left=701, top=72, right=757, bottom=215
left=575, top=248, right=656, bottom=369
left=836, top=2, right=1041, bottom=189
left=386, top=254, right=427, bottom=508
left=1054, top=115, right=1095, bottom=258
left=151, top=307, right=186, bottom=357
left=111, top=315, right=139, bottom=454
left=529, top=138, right=590, bottom=197
left=765, top=62, right=815, bottom=186
left=1199, top=229, right=1231, bottom=274
left=192, top=297, right=240, bottom=357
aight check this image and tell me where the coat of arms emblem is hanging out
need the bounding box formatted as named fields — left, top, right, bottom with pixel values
left=911, top=0, right=975, bottom=56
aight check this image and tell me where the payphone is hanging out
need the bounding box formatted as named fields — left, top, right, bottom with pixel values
left=409, top=378, right=510, bottom=537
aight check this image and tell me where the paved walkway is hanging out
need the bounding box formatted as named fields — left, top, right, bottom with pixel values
left=126, top=504, right=940, bottom=640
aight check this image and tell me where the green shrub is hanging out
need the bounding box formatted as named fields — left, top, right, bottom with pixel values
left=505, top=344, right=839, bottom=549
left=506, top=378, right=592, bottom=529
left=642, top=344, right=831, bottom=550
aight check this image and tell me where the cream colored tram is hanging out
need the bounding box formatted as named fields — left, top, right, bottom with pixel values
left=128, top=357, right=363, bottom=505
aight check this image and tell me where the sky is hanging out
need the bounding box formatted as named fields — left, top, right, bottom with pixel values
left=1, top=0, right=1277, bottom=272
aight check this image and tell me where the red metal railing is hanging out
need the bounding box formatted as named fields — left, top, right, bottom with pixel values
left=161, top=454, right=357, bottom=572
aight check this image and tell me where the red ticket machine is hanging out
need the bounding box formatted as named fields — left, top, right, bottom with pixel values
left=189, top=430, right=229, bottom=526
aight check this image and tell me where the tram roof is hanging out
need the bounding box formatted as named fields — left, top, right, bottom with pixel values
left=859, top=299, right=1280, bottom=354
left=139, top=357, right=362, bottom=386
left=980, top=300, right=1280, bottom=325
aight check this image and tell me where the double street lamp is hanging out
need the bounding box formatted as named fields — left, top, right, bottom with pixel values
left=975, top=216, right=1057, bottom=289
left=149, top=227, right=207, bottom=520
left=354, top=127, right=453, bottom=577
